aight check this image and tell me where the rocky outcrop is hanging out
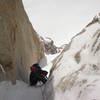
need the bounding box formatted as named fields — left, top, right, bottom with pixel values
left=0, top=0, right=43, bottom=83
left=40, top=37, right=58, bottom=54
left=40, top=36, right=65, bottom=55
left=45, top=13, right=100, bottom=100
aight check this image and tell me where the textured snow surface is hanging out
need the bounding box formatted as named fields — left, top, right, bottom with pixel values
left=51, top=19, right=100, bottom=100
left=0, top=81, right=43, bottom=100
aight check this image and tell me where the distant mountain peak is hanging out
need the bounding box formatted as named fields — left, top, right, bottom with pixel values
left=86, top=12, right=100, bottom=27
left=93, top=12, right=100, bottom=21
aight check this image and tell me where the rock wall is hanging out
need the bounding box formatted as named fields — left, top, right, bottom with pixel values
left=0, top=0, right=44, bottom=83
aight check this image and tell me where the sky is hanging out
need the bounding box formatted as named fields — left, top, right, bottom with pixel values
left=22, top=0, right=100, bottom=46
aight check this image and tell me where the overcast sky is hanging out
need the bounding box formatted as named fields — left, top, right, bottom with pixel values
left=22, top=0, right=100, bottom=45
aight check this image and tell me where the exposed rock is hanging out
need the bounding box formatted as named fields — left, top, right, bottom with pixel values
left=74, top=49, right=82, bottom=64
left=40, top=36, right=61, bottom=54
left=0, top=0, right=43, bottom=83
left=86, top=13, right=100, bottom=27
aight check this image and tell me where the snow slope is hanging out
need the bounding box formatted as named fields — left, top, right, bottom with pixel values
left=0, top=81, right=44, bottom=100
left=44, top=13, right=100, bottom=100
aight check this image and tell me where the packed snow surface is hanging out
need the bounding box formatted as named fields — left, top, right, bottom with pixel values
left=0, top=81, right=43, bottom=100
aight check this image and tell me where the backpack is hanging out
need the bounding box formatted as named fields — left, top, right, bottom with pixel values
left=33, top=63, right=41, bottom=71
left=30, top=66, right=36, bottom=72
left=30, top=63, right=41, bottom=72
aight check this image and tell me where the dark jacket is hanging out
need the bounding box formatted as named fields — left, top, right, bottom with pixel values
left=29, top=63, right=48, bottom=86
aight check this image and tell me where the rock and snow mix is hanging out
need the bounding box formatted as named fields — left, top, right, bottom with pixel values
left=0, top=13, right=100, bottom=100
left=40, top=36, right=62, bottom=55
left=45, top=14, right=100, bottom=100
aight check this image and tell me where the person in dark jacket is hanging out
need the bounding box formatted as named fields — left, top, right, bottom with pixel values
left=29, top=63, right=48, bottom=86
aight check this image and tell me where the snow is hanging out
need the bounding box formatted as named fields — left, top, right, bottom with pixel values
left=71, top=23, right=100, bottom=51
left=63, top=75, right=100, bottom=100
left=0, top=81, right=43, bottom=100
left=41, top=53, right=61, bottom=77
left=50, top=18, right=100, bottom=100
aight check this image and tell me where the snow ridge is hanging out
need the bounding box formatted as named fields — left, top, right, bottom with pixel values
left=45, top=14, right=100, bottom=100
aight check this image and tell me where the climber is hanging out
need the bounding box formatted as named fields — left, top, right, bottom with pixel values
left=29, top=63, right=48, bottom=86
